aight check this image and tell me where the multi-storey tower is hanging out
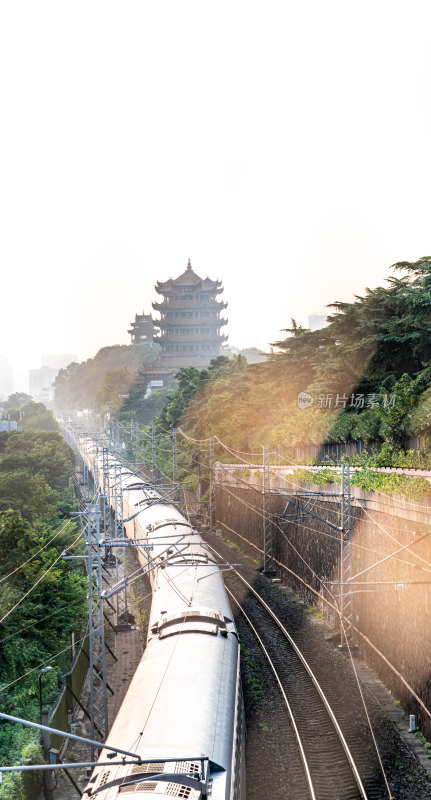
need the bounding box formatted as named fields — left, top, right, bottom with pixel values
left=152, top=259, right=228, bottom=368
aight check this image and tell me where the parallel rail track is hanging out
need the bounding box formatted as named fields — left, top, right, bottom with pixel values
left=208, top=543, right=380, bottom=800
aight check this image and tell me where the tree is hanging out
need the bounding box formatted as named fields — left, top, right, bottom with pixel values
left=376, top=374, right=421, bottom=447
left=118, top=386, right=173, bottom=425
left=0, top=509, right=87, bottom=706
left=2, top=393, right=32, bottom=411
left=54, top=343, right=160, bottom=410
left=0, top=431, right=75, bottom=492
left=95, top=368, right=134, bottom=414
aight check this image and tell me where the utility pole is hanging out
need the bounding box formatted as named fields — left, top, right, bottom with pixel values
left=135, top=421, right=140, bottom=457
left=263, top=444, right=275, bottom=575
left=152, top=424, right=156, bottom=475
left=82, top=440, right=89, bottom=499
left=87, top=503, right=108, bottom=759
left=209, top=437, right=216, bottom=530
left=40, top=710, right=54, bottom=800
left=172, top=427, right=177, bottom=484
left=113, top=465, right=129, bottom=629
left=339, top=463, right=353, bottom=647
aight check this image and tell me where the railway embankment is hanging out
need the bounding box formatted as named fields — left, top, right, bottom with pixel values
left=215, top=465, right=431, bottom=743
left=206, top=533, right=431, bottom=798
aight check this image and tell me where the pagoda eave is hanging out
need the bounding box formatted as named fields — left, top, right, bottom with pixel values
left=152, top=300, right=226, bottom=312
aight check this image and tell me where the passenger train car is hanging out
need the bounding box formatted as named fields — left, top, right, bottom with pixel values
left=77, top=437, right=245, bottom=800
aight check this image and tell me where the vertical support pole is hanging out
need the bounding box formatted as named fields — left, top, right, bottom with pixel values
left=339, top=464, right=353, bottom=647
left=130, top=422, right=134, bottom=457
left=113, top=465, right=129, bottom=629
left=152, top=424, right=156, bottom=475
left=340, top=465, right=345, bottom=646
left=102, top=448, right=112, bottom=539
left=87, top=502, right=108, bottom=760
left=83, top=440, right=89, bottom=499
left=113, top=466, right=120, bottom=625
left=209, top=436, right=216, bottom=530
left=135, top=422, right=139, bottom=458
left=94, top=443, right=99, bottom=493
left=40, top=710, right=54, bottom=800
left=172, top=427, right=177, bottom=484
left=346, top=464, right=353, bottom=644
left=101, top=447, right=107, bottom=499
left=192, top=450, right=202, bottom=501
left=263, top=445, right=274, bottom=575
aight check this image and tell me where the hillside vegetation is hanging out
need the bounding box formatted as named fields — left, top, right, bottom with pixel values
left=118, top=258, right=431, bottom=500
left=170, top=256, right=431, bottom=453
left=54, top=343, right=160, bottom=412
left=0, top=410, right=87, bottom=799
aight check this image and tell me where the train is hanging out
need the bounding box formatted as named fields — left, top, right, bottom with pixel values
left=76, top=436, right=245, bottom=800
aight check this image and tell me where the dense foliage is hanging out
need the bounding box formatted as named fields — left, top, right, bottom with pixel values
left=1, top=393, right=32, bottom=411
left=115, top=257, right=431, bottom=500
left=117, top=385, right=172, bottom=425
left=54, top=343, right=160, bottom=411
left=2, top=399, right=59, bottom=433
left=292, top=467, right=431, bottom=502
left=0, top=430, right=76, bottom=518
left=172, top=256, right=431, bottom=452
left=0, top=410, right=87, bottom=798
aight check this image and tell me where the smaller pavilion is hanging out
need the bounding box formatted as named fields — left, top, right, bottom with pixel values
left=135, top=356, right=176, bottom=397
left=128, top=311, right=156, bottom=345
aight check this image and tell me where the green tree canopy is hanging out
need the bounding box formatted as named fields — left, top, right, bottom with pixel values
left=54, top=343, right=160, bottom=410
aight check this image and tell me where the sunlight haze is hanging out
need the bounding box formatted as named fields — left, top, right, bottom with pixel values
left=1, top=0, right=430, bottom=390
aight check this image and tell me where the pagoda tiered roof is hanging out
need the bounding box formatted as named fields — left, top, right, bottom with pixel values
left=155, top=259, right=222, bottom=294
left=128, top=310, right=156, bottom=343
left=137, top=356, right=176, bottom=376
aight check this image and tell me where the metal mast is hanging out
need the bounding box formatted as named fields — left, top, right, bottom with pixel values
left=172, top=427, right=178, bottom=484
left=340, top=464, right=353, bottom=646
left=87, top=502, right=108, bottom=758
left=263, top=445, right=275, bottom=574
left=209, top=436, right=216, bottom=529
left=113, top=464, right=129, bottom=628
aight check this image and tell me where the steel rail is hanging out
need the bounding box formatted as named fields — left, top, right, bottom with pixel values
left=226, top=587, right=316, bottom=800
left=209, top=543, right=369, bottom=800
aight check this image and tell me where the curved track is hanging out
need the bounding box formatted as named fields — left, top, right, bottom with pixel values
left=209, top=543, right=376, bottom=800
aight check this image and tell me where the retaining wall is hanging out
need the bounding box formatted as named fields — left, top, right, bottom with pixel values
left=215, top=473, right=431, bottom=738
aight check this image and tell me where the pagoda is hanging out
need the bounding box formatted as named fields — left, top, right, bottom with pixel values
left=128, top=311, right=156, bottom=345
left=152, top=259, right=228, bottom=368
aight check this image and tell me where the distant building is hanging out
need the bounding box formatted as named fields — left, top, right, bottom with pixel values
left=128, top=312, right=155, bottom=345
left=29, top=366, right=58, bottom=404
left=29, top=354, right=77, bottom=404
left=0, top=420, right=18, bottom=431
left=152, top=259, right=228, bottom=368
left=0, top=355, right=13, bottom=400
left=308, top=314, right=328, bottom=331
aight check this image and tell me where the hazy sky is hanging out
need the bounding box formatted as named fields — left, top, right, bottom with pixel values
left=1, top=1, right=431, bottom=391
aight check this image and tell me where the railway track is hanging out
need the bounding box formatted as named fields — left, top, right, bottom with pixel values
left=208, top=543, right=384, bottom=800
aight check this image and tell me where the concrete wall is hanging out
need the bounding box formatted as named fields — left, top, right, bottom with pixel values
left=215, top=472, right=431, bottom=738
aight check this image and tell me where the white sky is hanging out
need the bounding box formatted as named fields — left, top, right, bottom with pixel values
left=1, top=1, right=431, bottom=391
